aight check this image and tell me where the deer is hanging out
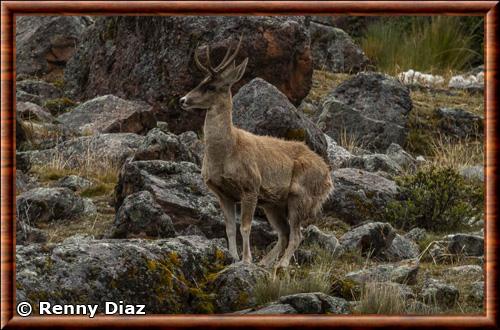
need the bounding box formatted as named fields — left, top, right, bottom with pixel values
left=179, top=36, right=333, bottom=272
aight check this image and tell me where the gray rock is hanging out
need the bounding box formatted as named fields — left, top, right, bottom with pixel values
left=421, top=278, right=459, bottom=308
left=278, top=292, right=350, bottom=314
left=468, top=281, right=484, bottom=306
left=436, top=108, right=483, bottom=139
left=324, top=134, right=353, bottom=169
left=82, top=198, right=97, bottom=217
left=16, top=187, right=85, bottom=225
left=325, top=169, right=398, bottom=225
left=302, top=225, right=339, bottom=255
left=53, top=175, right=93, bottom=191
left=16, top=16, right=91, bottom=76
left=65, top=16, right=313, bottom=133
left=385, top=143, right=417, bottom=170
left=16, top=171, right=38, bottom=194
left=17, top=102, right=55, bottom=123
left=445, top=265, right=483, bottom=280
left=210, top=262, right=268, bottom=312
left=178, top=131, right=204, bottom=165
left=344, top=153, right=402, bottom=175
left=309, top=23, right=369, bottom=73
left=339, top=222, right=396, bottom=258
left=58, top=95, right=156, bottom=135
left=17, top=80, right=62, bottom=101
left=380, top=234, right=420, bottom=262
left=16, top=235, right=232, bottom=313
left=16, top=219, right=47, bottom=245
left=18, top=133, right=145, bottom=168
left=111, top=191, right=176, bottom=239
left=17, top=90, right=43, bottom=106
left=459, top=165, right=484, bottom=182
left=233, top=78, right=328, bottom=161
left=405, top=228, right=427, bottom=242
left=245, top=303, right=298, bottom=314
left=345, top=260, right=419, bottom=285
left=132, top=128, right=199, bottom=164
left=318, top=72, right=412, bottom=151
left=446, top=234, right=484, bottom=256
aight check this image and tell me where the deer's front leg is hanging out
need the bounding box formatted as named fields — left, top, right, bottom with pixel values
left=218, top=196, right=239, bottom=262
left=240, top=194, right=258, bottom=264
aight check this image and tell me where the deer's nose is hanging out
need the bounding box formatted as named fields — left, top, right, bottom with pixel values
left=179, top=96, right=187, bottom=107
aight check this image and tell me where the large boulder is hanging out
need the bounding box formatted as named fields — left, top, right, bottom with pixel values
left=16, top=187, right=86, bottom=225
left=345, top=260, right=419, bottom=285
left=436, top=108, right=484, bottom=139
left=111, top=191, right=177, bottom=239
left=16, top=16, right=91, bottom=77
left=17, top=133, right=145, bottom=168
left=58, top=95, right=156, bottom=135
left=325, top=168, right=398, bottom=225
left=278, top=293, right=350, bottom=314
left=65, top=16, right=313, bottom=133
left=233, top=78, right=328, bottom=160
left=318, top=72, right=412, bottom=151
left=446, top=234, right=484, bottom=256
left=379, top=234, right=420, bottom=262
left=343, top=153, right=402, bottom=175
left=115, top=160, right=275, bottom=248
left=339, top=222, right=396, bottom=258
left=309, top=22, right=369, bottom=73
left=16, top=235, right=232, bottom=313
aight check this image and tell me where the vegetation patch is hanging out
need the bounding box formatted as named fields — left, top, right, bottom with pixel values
left=43, top=97, right=76, bottom=116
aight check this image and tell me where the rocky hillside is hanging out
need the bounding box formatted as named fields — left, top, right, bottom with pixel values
left=15, top=16, right=484, bottom=315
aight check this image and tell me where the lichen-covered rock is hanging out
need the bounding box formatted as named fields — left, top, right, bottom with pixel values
left=343, top=153, right=402, bottom=175
left=325, top=169, right=398, bottom=225
left=302, top=225, right=339, bottom=255
left=445, top=265, right=483, bottom=280
left=278, top=292, right=350, bottom=314
left=58, top=95, right=156, bottom=135
left=468, top=281, right=484, bottom=306
left=132, top=128, right=199, bottom=164
left=421, top=278, right=459, bottom=308
left=379, top=234, right=420, bottom=262
left=16, top=187, right=85, bottom=225
left=345, top=260, right=419, bottom=285
left=241, top=303, right=298, bottom=314
left=233, top=78, right=328, bottom=160
left=16, top=219, right=47, bottom=245
left=405, top=227, right=427, bottom=242
left=178, top=131, right=204, bottom=166
left=318, top=72, right=412, bottom=151
left=16, top=171, right=38, bottom=194
left=385, top=143, right=417, bottom=170
left=339, top=222, right=396, bottom=258
left=309, top=22, right=369, bottom=73
left=16, top=235, right=232, bottom=314
left=436, top=108, right=483, bottom=139
left=446, top=234, right=484, bottom=256
left=17, top=133, right=145, bottom=168
left=210, top=262, right=268, bottom=312
left=324, top=134, right=353, bottom=169
left=115, top=160, right=275, bottom=248
left=16, top=80, right=62, bottom=101
left=53, top=175, right=93, bottom=191
left=17, top=102, right=55, bottom=123
left=460, top=165, right=484, bottom=183
left=111, top=191, right=176, bottom=239
left=16, top=16, right=91, bottom=76
left=65, top=16, right=312, bottom=133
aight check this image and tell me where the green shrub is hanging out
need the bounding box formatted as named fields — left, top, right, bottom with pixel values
left=360, top=16, right=482, bottom=74
left=43, top=97, right=76, bottom=116
left=385, top=166, right=483, bottom=232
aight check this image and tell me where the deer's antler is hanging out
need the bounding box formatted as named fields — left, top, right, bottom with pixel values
left=194, top=35, right=243, bottom=75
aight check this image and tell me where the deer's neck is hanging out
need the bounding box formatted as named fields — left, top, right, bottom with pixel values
left=203, top=93, right=235, bottom=158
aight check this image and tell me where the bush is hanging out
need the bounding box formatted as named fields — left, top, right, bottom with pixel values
left=360, top=16, right=483, bottom=74
left=385, top=166, right=483, bottom=232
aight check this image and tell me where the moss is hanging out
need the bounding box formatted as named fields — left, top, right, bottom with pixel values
left=168, top=251, right=181, bottom=267
left=43, top=97, right=76, bottom=116
left=285, top=128, right=306, bottom=141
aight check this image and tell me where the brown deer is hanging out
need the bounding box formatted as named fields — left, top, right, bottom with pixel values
left=180, top=36, right=333, bottom=271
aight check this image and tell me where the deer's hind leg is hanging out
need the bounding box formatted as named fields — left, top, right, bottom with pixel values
left=259, top=204, right=290, bottom=268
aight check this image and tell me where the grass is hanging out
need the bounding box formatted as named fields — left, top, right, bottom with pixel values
left=305, top=71, right=351, bottom=105
left=356, top=282, right=407, bottom=314
left=41, top=212, right=115, bottom=243
left=360, top=17, right=482, bottom=75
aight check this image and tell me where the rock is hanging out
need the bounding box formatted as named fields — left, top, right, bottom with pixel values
left=16, top=219, right=47, bottom=245
left=459, top=165, right=484, bottom=182
left=233, top=78, right=328, bottom=160
left=16, top=16, right=91, bottom=76
left=421, top=279, right=459, bottom=308
left=178, top=131, right=204, bottom=165
left=210, top=262, right=268, bottom=312
left=82, top=198, right=97, bottom=217
left=17, top=102, right=55, bottom=123
left=16, top=118, right=29, bottom=149
left=111, top=191, right=176, bottom=239
left=379, top=234, right=420, bottom=262
left=343, top=153, right=402, bottom=175
left=243, top=303, right=298, bottom=314
left=446, top=234, right=484, bottom=256
left=16, top=187, right=85, bottom=225
left=405, top=227, right=427, bottom=242
left=132, top=128, right=199, bottom=164
left=58, top=95, right=156, bottom=135
left=65, top=16, right=313, bottom=133
left=17, top=80, right=62, bottom=101
left=309, top=22, right=369, bottom=73
left=345, top=259, right=419, bottom=285
left=278, top=292, right=350, bottom=314
left=436, top=108, right=483, bottom=139
left=115, top=160, right=275, bottom=248
left=17, top=90, right=43, bottom=106
left=385, top=143, right=417, bottom=170
left=325, top=169, right=398, bottom=225
left=468, top=281, right=484, bottom=305
left=53, top=175, right=93, bottom=191
left=16, top=235, right=232, bottom=313
left=339, top=222, right=396, bottom=258
left=17, top=133, right=145, bottom=168
left=16, top=171, right=38, bottom=194
left=302, top=225, right=339, bottom=255
left=445, top=265, right=483, bottom=280
left=318, top=72, right=412, bottom=151
left=324, top=134, right=353, bottom=169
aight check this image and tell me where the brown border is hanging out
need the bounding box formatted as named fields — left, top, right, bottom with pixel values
left=1, top=1, right=498, bottom=329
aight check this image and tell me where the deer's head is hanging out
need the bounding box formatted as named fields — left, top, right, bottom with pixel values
left=180, top=36, right=248, bottom=110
